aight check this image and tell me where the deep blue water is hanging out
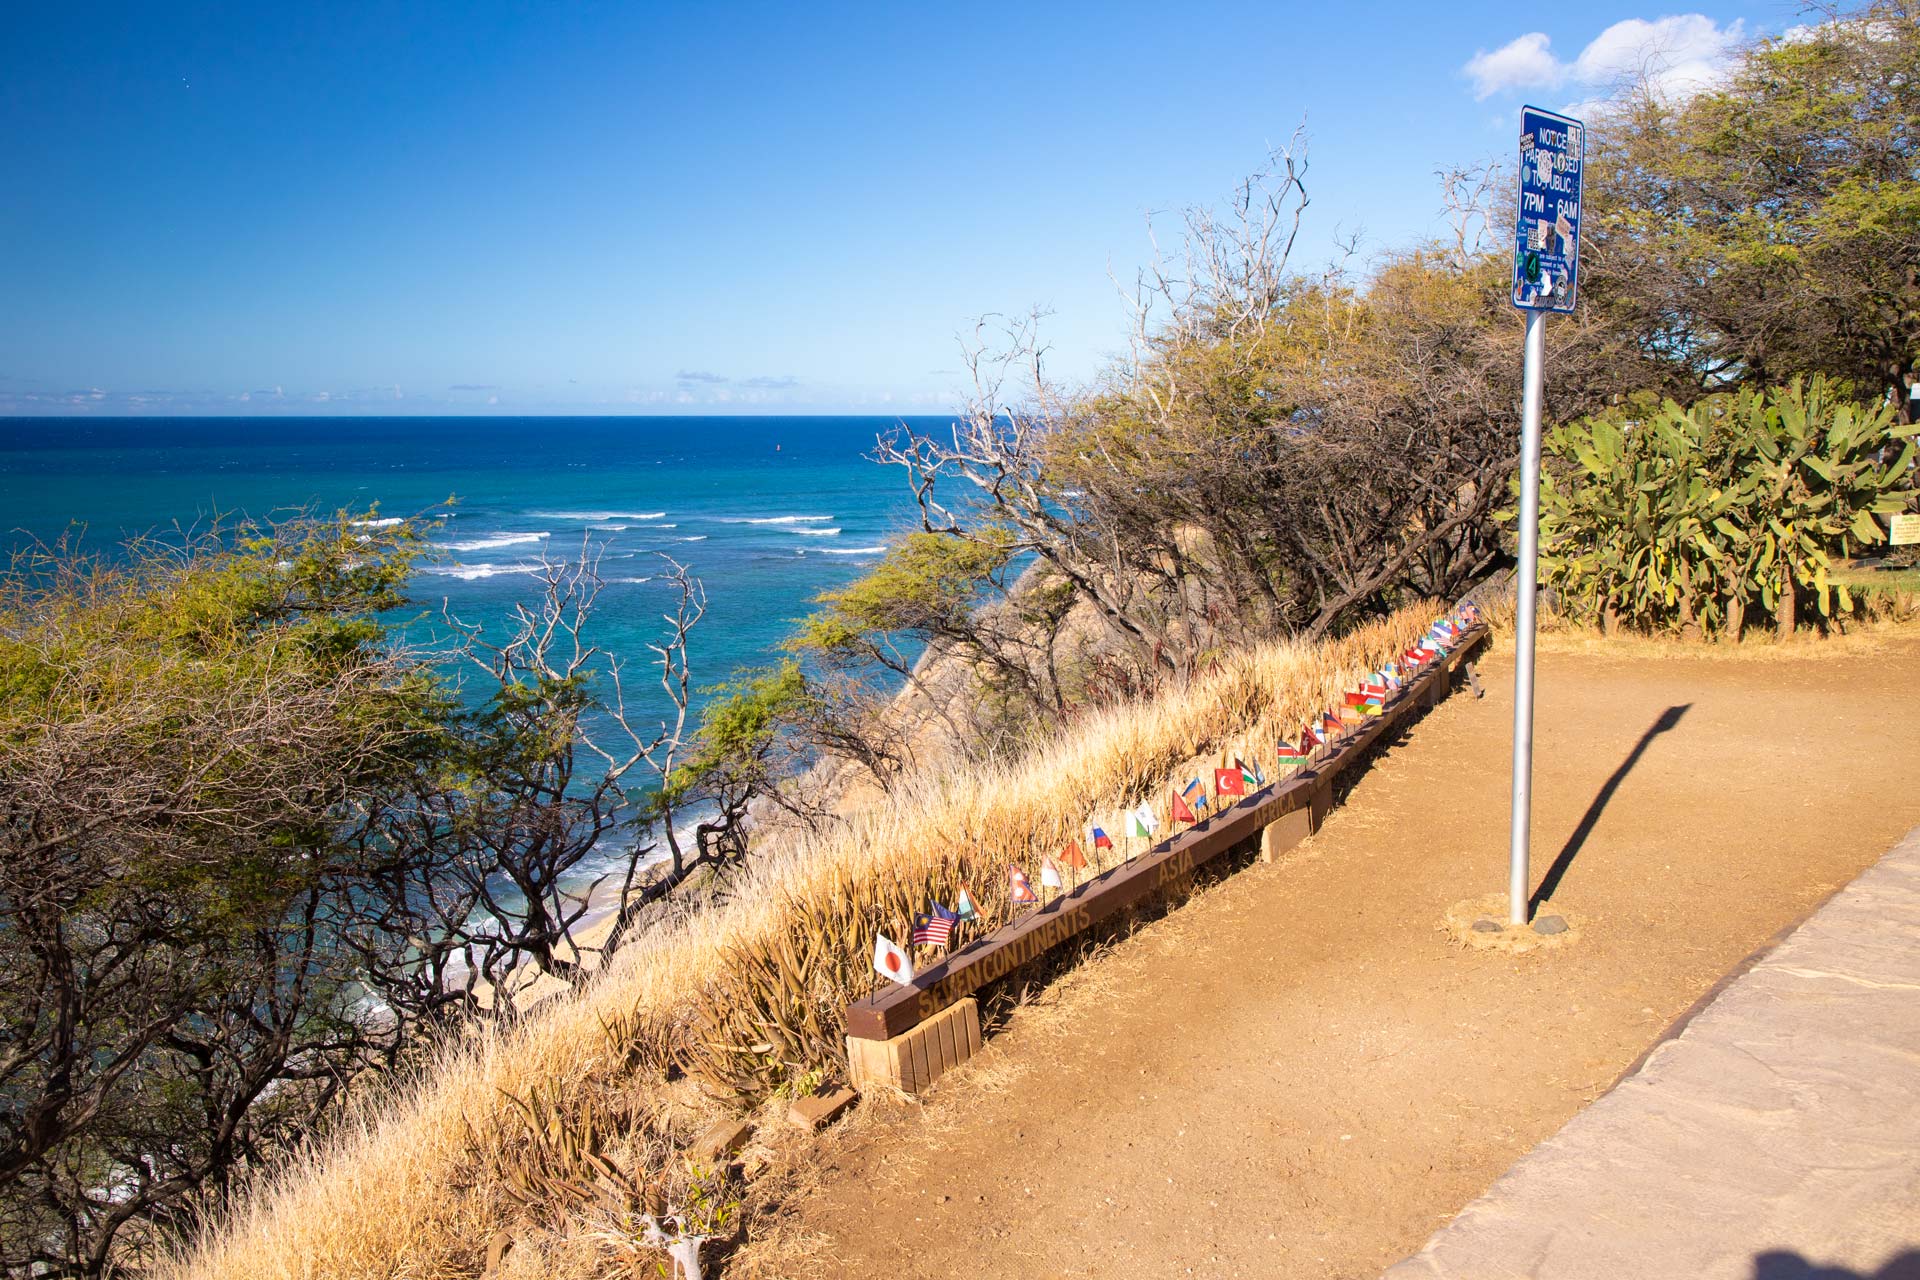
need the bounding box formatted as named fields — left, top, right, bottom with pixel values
left=1, top=415, right=934, bottom=881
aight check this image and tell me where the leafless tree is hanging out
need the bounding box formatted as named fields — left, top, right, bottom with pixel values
left=345, top=544, right=756, bottom=1037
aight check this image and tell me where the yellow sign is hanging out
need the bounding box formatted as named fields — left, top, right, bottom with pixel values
left=1892, top=514, right=1920, bottom=547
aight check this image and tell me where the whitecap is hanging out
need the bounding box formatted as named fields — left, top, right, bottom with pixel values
left=354, top=517, right=404, bottom=528
left=678, top=535, right=708, bottom=542
left=588, top=524, right=630, bottom=532
left=715, top=514, right=834, bottom=525
left=805, top=545, right=887, bottom=556
left=442, top=531, right=549, bottom=552
left=423, top=561, right=542, bottom=581
left=791, top=526, right=841, bottom=536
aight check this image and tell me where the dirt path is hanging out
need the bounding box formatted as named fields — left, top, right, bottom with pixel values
left=740, top=633, right=1920, bottom=1280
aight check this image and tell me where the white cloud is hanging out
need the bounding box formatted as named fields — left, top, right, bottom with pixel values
left=1575, top=15, right=1745, bottom=97
left=1466, top=32, right=1561, bottom=100
left=1464, top=14, right=1746, bottom=103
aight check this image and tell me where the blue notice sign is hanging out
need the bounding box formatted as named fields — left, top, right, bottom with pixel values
left=1512, top=106, right=1584, bottom=312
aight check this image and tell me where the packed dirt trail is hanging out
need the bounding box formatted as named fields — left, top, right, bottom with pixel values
left=739, top=631, right=1920, bottom=1280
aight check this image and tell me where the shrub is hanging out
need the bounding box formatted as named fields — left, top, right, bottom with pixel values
left=1533, top=376, right=1915, bottom=638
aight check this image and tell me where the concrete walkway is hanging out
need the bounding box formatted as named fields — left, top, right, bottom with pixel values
left=1384, top=824, right=1920, bottom=1280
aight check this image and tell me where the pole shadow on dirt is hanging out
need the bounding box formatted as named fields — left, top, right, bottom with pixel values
left=1529, top=703, right=1691, bottom=916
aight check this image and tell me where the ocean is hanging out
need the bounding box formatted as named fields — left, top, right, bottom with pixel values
left=0, top=414, right=936, bottom=891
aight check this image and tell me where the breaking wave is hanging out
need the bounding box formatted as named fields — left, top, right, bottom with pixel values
left=442, top=531, right=548, bottom=552
left=422, top=561, right=542, bottom=580
left=527, top=509, right=666, bottom=521
left=716, top=514, right=834, bottom=525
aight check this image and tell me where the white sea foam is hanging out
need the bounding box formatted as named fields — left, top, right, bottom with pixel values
left=423, top=561, right=542, bottom=580
left=611, top=576, right=655, bottom=585
left=716, top=514, right=834, bottom=525
left=354, top=517, right=404, bottom=528
left=791, top=526, right=841, bottom=536
left=678, top=535, right=708, bottom=542
left=442, top=531, right=549, bottom=552
left=639, top=522, right=677, bottom=529
left=527, top=509, right=666, bottom=522
left=588, top=523, right=630, bottom=531
left=807, top=545, right=887, bottom=555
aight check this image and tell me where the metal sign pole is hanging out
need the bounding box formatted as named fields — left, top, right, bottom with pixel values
left=1506, top=103, right=1582, bottom=929
left=1508, top=308, right=1546, bottom=925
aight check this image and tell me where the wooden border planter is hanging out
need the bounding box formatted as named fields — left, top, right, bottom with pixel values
left=844, top=625, right=1490, bottom=1064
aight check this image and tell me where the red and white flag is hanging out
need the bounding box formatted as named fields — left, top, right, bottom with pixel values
left=1039, top=857, right=1064, bottom=889
left=872, top=933, right=915, bottom=986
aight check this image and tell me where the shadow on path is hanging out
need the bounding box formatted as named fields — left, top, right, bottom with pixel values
left=1754, top=1249, right=1920, bottom=1279
left=1529, top=703, right=1690, bottom=916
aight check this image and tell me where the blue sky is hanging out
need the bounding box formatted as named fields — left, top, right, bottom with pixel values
left=0, top=1, right=1797, bottom=416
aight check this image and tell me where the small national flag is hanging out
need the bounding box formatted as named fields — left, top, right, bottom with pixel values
left=1091, top=825, right=1113, bottom=850
left=1344, top=689, right=1373, bottom=708
left=1302, top=722, right=1322, bottom=749
left=955, top=887, right=980, bottom=921
left=873, top=933, right=915, bottom=986
left=1233, top=756, right=1260, bottom=788
left=1126, top=802, right=1156, bottom=838
left=1214, top=766, right=1246, bottom=798
left=1039, top=857, right=1063, bottom=890
left=1170, top=787, right=1197, bottom=824
left=1009, top=865, right=1038, bottom=904
left=1061, top=839, right=1087, bottom=870
left=912, top=909, right=955, bottom=948
left=1277, top=739, right=1306, bottom=767
left=1181, top=777, right=1204, bottom=801
left=1361, top=677, right=1389, bottom=701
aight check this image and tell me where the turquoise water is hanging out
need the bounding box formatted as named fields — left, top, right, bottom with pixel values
left=1, top=415, right=931, bottom=881
left=1, top=415, right=927, bottom=686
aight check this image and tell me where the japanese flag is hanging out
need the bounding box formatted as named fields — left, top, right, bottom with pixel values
left=872, top=933, right=915, bottom=987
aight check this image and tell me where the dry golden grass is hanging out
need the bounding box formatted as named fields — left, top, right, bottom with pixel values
left=164, top=603, right=1441, bottom=1280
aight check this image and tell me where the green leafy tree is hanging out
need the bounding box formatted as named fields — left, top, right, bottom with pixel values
left=1585, top=3, right=1920, bottom=414
left=0, top=514, right=439, bottom=1275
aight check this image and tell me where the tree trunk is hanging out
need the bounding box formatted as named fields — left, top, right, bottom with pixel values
left=1776, top=572, right=1797, bottom=638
